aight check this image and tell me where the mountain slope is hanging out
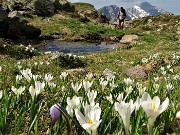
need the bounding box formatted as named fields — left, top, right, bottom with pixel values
left=98, top=5, right=120, bottom=23
left=126, top=2, right=171, bottom=20
left=99, top=2, right=172, bottom=21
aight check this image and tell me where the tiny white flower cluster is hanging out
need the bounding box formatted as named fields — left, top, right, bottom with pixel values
left=141, top=53, right=160, bottom=64
left=25, top=44, right=35, bottom=52
left=160, top=64, right=174, bottom=75
left=173, top=52, right=180, bottom=61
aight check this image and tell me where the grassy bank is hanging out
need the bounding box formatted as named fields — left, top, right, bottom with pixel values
left=0, top=13, right=180, bottom=134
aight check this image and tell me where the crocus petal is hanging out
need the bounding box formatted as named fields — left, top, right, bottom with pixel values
left=82, top=123, right=93, bottom=133
left=66, top=105, right=74, bottom=117
left=158, top=97, right=169, bottom=114
left=50, top=104, right=60, bottom=127
left=152, top=96, right=160, bottom=109
left=75, top=109, right=87, bottom=125
left=141, top=92, right=151, bottom=102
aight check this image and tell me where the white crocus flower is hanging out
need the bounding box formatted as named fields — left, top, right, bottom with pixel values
left=20, top=69, right=32, bottom=82
left=29, top=81, right=45, bottom=99
left=117, top=93, right=124, bottom=102
left=142, top=58, right=149, bottom=63
left=169, top=68, right=173, bottom=73
left=39, top=61, right=43, bottom=65
left=125, top=85, right=133, bottom=95
left=87, top=90, right=97, bottom=107
left=103, top=68, right=116, bottom=80
left=11, top=86, right=25, bottom=95
left=86, top=73, right=93, bottom=80
left=66, top=96, right=82, bottom=117
left=106, top=94, right=113, bottom=104
left=134, top=97, right=141, bottom=111
left=34, top=62, right=38, bottom=66
left=153, top=83, right=159, bottom=90
left=16, top=75, right=23, bottom=82
left=18, top=65, right=22, bottom=69
left=134, top=92, right=151, bottom=111
left=83, top=80, right=93, bottom=91
left=75, top=104, right=102, bottom=135
left=0, top=66, right=2, bottom=72
left=44, top=74, right=53, bottom=82
left=154, top=77, right=159, bottom=82
left=167, top=64, right=171, bottom=69
left=166, top=83, right=174, bottom=90
left=25, top=46, right=29, bottom=51
left=62, top=86, right=66, bottom=91
left=32, top=75, right=40, bottom=81
left=176, top=111, right=180, bottom=118
left=46, top=61, right=50, bottom=65
left=100, top=80, right=108, bottom=91
left=48, top=82, right=56, bottom=88
left=110, top=80, right=117, bottom=90
left=173, top=74, right=180, bottom=80
left=138, top=86, right=146, bottom=95
left=60, top=72, right=68, bottom=80
left=71, top=82, right=82, bottom=93
left=0, top=90, right=2, bottom=99
left=115, top=100, right=135, bottom=135
left=141, top=93, right=169, bottom=135
left=162, top=70, right=166, bottom=75
left=123, top=78, right=134, bottom=86
left=136, top=82, right=146, bottom=95
left=99, top=77, right=104, bottom=85
left=160, top=66, right=165, bottom=71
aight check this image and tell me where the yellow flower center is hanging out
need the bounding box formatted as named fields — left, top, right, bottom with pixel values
left=139, top=87, right=143, bottom=92
left=128, top=88, right=131, bottom=92
left=87, top=119, right=93, bottom=124
left=17, top=88, right=21, bottom=94
left=150, top=102, right=156, bottom=111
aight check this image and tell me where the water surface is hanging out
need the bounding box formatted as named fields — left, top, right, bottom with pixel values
left=38, top=41, right=118, bottom=55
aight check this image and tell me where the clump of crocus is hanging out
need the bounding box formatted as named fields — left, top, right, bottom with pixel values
left=50, top=104, right=60, bottom=127
left=141, top=92, right=169, bottom=135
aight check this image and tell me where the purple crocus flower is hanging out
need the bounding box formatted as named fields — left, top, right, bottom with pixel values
left=50, top=104, right=60, bottom=127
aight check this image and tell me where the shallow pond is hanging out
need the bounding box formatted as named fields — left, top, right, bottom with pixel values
left=38, top=41, right=119, bottom=55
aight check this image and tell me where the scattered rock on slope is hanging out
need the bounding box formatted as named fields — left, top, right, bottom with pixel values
left=125, top=66, right=148, bottom=79
left=120, top=35, right=138, bottom=44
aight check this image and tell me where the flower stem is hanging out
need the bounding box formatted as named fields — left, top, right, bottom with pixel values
left=91, top=129, right=97, bottom=135
left=148, top=124, right=153, bottom=135
left=125, top=128, right=129, bottom=135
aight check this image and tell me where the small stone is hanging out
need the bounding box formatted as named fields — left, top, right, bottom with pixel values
left=125, top=66, right=148, bottom=79
left=120, top=35, right=138, bottom=44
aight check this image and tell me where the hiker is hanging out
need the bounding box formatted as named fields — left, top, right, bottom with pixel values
left=117, top=7, right=126, bottom=29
